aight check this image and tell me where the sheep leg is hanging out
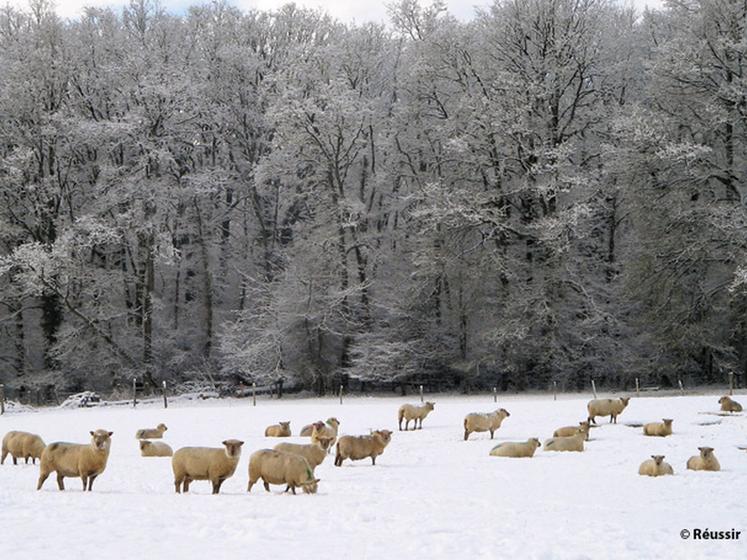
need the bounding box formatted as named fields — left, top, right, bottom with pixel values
left=87, top=475, right=98, bottom=491
left=25, top=456, right=29, bottom=464
left=588, top=415, right=596, bottom=425
left=490, top=430, right=495, bottom=439
left=183, top=478, right=191, bottom=493
left=174, top=477, right=183, bottom=494
left=57, top=474, right=65, bottom=491
left=398, top=417, right=403, bottom=431
left=263, top=480, right=270, bottom=492
left=247, top=479, right=255, bottom=493
left=371, top=455, right=376, bottom=466
left=290, top=486, right=296, bottom=495
left=464, top=429, right=469, bottom=441
left=334, top=454, right=342, bottom=467
left=37, top=471, right=50, bottom=490
left=81, top=475, right=88, bottom=491
left=212, top=479, right=223, bottom=495
left=12, top=456, right=17, bottom=465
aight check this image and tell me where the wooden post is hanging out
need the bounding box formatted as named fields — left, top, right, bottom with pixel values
left=553, top=381, right=557, bottom=401
left=492, top=387, right=497, bottom=403
left=591, top=379, right=597, bottom=398
left=678, top=379, right=684, bottom=396
left=252, top=382, right=256, bottom=407
left=419, top=385, right=423, bottom=403
left=635, top=377, right=640, bottom=397
left=0, top=384, right=5, bottom=415
left=162, top=381, right=168, bottom=409
left=339, top=384, right=343, bottom=405
left=132, top=378, right=137, bottom=408
left=729, top=371, right=734, bottom=396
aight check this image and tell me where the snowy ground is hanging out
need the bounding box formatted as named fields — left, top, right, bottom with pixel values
left=1, top=393, right=746, bottom=559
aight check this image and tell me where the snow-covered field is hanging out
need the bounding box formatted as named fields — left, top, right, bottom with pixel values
left=1, top=393, right=746, bottom=559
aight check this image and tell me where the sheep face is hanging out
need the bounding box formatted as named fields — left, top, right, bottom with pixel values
left=89, top=430, right=113, bottom=451
left=374, top=430, right=393, bottom=444
left=699, top=447, right=714, bottom=458
left=139, top=440, right=151, bottom=451
left=425, top=402, right=435, bottom=411
left=157, top=423, right=168, bottom=431
left=280, top=422, right=291, bottom=430
left=301, top=477, right=321, bottom=494
left=621, top=397, right=631, bottom=406
left=529, top=438, right=541, bottom=447
left=326, top=418, right=340, bottom=428
left=663, top=419, right=673, bottom=426
left=317, top=436, right=334, bottom=450
left=651, top=455, right=665, bottom=466
left=222, top=439, right=244, bottom=458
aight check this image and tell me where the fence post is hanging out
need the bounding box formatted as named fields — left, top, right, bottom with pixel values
left=553, top=381, right=557, bottom=401
left=678, top=378, right=684, bottom=396
left=591, top=379, right=597, bottom=399
left=132, top=378, right=137, bottom=408
left=492, top=386, right=497, bottom=403
left=252, top=382, right=257, bottom=407
left=419, top=385, right=423, bottom=403
left=635, top=377, right=640, bottom=397
left=729, top=371, right=734, bottom=396
left=162, top=381, right=168, bottom=409
left=0, top=384, right=5, bottom=415
left=339, top=384, right=343, bottom=405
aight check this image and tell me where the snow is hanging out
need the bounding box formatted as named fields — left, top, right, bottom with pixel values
left=1, top=393, right=746, bottom=559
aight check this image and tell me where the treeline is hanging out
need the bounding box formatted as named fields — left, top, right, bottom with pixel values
left=0, top=0, right=745, bottom=398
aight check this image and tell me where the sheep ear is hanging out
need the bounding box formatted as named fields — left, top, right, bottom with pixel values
left=90, top=431, right=95, bottom=436
left=222, top=440, right=229, bottom=446
left=314, top=478, right=320, bottom=483
left=237, top=441, right=244, bottom=446
left=108, top=432, right=114, bottom=437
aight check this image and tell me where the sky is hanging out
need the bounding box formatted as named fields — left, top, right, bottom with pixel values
left=12, top=0, right=665, bottom=23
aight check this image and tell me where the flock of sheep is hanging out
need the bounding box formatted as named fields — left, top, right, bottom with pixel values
left=1, top=393, right=743, bottom=494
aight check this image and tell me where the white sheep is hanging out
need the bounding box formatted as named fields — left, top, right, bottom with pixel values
left=587, top=397, right=630, bottom=424
left=686, top=447, right=720, bottom=472
left=489, top=438, right=541, bottom=458
left=171, top=439, right=244, bottom=494
left=398, top=402, right=435, bottom=430
left=642, top=418, right=673, bottom=437
left=139, top=440, right=173, bottom=457
left=638, top=455, right=674, bottom=477
left=37, top=430, right=113, bottom=491
left=247, top=449, right=319, bottom=494
left=463, top=409, right=510, bottom=440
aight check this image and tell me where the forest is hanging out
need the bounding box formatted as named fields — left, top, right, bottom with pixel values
left=0, top=0, right=745, bottom=400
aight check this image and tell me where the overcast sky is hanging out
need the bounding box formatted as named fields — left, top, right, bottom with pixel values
left=14, top=0, right=665, bottom=23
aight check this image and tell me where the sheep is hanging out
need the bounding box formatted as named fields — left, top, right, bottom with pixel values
left=335, top=430, right=393, bottom=466
left=638, top=455, right=674, bottom=477
left=274, top=426, right=334, bottom=469
left=398, top=402, right=435, bottom=431
left=686, top=447, right=720, bottom=472
left=139, top=440, right=173, bottom=457
left=489, top=438, right=541, bottom=458
left=247, top=449, right=320, bottom=495
left=172, top=439, right=244, bottom=494
left=265, top=422, right=292, bottom=437
left=463, top=409, right=511, bottom=440
left=719, top=396, right=743, bottom=413
left=37, top=430, right=113, bottom=491
left=543, top=432, right=585, bottom=452
left=643, top=418, right=673, bottom=437
left=587, top=397, right=631, bottom=424
left=135, top=423, right=168, bottom=439
left=553, top=421, right=590, bottom=441
left=299, top=417, right=340, bottom=438
left=1, top=431, right=46, bottom=465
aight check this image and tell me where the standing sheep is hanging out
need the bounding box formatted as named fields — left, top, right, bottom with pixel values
left=638, top=455, right=674, bottom=477
left=463, top=409, right=510, bottom=440
left=247, top=449, right=320, bottom=494
left=489, top=438, right=541, bottom=458
left=300, top=417, right=340, bottom=438
left=553, top=421, right=590, bottom=441
left=643, top=419, right=673, bottom=437
left=172, top=439, right=244, bottom=494
left=335, top=430, right=393, bottom=466
left=686, top=447, right=721, bottom=472
left=265, top=422, right=292, bottom=437
left=139, top=440, right=173, bottom=457
left=543, top=432, right=585, bottom=452
left=587, top=397, right=631, bottom=424
left=2, top=431, right=46, bottom=465
left=719, top=396, right=743, bottom=413
left=135, top=423, right=168, bottom=439
left=37, top=430, right=113, bottom=491
left=398, top=402, right=435, bottom=431
left=274, top=425, right=334, bottom=469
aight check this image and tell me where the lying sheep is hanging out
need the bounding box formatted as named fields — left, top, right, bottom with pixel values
left=247, top=449, right=320, bottom=494
left=553, top=421, right=590, bottom=441
left=643, top=418, right=673, bottom=437
left=544, top=432, right=585, bottom=452
left=463, top=409, right=510, bottom=440
left=37, top=430, right=113, bottom=491
left=2, top=431, right=46, bottom=465
left=139, top=440, right=173, bottom=457
left=335, top=430, right=393, bottom=466
left=587, top=397, right=630, bottom=424
left=135, top=423, right=168, bottom=439
left=398, top=402, right=435, bottom=431
left=172, top=439, right=244, bottom=494
left=300, top=417, right=340, bottom=437
left=686, top=447, right=720, bottom=472
left=638, top=455, right=674, bottom=477
left=274, top=426, right=334, bottom=469
left=489, top=438, right=541, bottom=458
left=719, top=396, right=743, bottom=413
left=265, top=422, right=291, bottom=437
